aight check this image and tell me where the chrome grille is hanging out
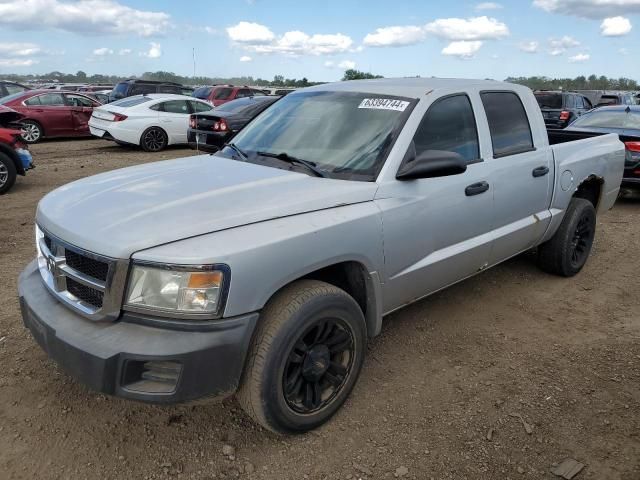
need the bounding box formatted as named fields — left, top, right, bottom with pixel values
left=36, top=225, right=128, bottom=321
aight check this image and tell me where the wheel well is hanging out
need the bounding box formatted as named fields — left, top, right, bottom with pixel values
left=574, top=176, right=602, bottom=209
left=297, top=261, right=378, bottom=336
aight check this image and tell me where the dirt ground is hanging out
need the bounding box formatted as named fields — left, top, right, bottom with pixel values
left=0, top=138, right=638, bottom=480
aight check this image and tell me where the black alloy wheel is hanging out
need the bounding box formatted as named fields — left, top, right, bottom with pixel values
left=140, top=127, right=168, bottom=152
left=282, top=318, right=355, bottom=414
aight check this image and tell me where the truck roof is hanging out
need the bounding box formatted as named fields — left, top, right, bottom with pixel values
left=303, top=77, right=519, bottom=99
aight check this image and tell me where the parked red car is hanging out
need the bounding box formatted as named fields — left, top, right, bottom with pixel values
left=192, top=85, right=267, bottom=107
left=0, top=90, right=101, bottom=143
left=0, top=105, right=33, bottom=194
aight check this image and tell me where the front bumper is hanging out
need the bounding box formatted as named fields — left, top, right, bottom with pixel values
left=18, top=260, right=258, bottom=404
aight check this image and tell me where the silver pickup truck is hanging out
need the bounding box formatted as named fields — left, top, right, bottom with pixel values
left=18, top=78, right=625, bottom=433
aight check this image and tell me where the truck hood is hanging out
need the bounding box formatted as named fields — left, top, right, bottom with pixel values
left=36, top=155, right=378, bottom=258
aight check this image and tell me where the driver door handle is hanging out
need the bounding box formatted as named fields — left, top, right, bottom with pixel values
left=465, top=181, right=490, bottom=196
left=532, top=166, right=549, bottom=177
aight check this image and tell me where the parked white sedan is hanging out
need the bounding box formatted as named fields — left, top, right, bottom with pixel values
left=88, top=94, right=212, bottom=152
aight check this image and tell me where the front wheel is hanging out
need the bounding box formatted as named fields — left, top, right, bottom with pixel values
left=140, top=127, right=168, bottom=152
left=537, top=197, right=596, bottom=276
left=237, top=280, right=366, bottom=434
left=0, top=153, right=17, bottom=194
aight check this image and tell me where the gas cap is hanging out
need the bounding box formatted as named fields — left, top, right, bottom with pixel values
left=560, top=170, right=574, bottom=191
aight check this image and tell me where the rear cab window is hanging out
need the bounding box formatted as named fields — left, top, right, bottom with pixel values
left=481, top=91, right=534, bottom=158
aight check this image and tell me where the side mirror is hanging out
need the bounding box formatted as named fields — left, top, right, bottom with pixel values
left=396, top=150, right=467, bottom=180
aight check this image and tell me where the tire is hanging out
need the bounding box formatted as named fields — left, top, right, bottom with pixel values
left=0, top=153, right=17, bottom=194
left=537, top=197, right=596, bottom=277
left=20, top=120, right=43, bottom=144
left=140, top=127, right=168, bottom=152
left=237, top=280, right=367, bottom=434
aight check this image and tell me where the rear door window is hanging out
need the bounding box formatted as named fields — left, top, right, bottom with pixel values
left=481, top=91, right=534, bottom=158
left=65, top=94, right=94, bottom=107
left=37, top=93, right=66, bottom=106
left=565, top=95, right=575, bottom=108
left=159, top=100, right=190, bottom=114
left=235, top=88, right=253, bottom=99
left=410, top=94, right=480, bottom=163
left=213, top=88, right=233, bottom=100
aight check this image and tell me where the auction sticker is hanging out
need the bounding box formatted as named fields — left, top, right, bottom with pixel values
left=358, top=98, right=409, bottom=111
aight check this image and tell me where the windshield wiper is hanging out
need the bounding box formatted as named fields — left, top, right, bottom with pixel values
left=256, top=151, right=327, bottom=178
left=223, top=142, right=248, bottom=160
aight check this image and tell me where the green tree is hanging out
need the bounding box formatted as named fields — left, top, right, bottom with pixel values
left=342, top=69, right=384, bottom=81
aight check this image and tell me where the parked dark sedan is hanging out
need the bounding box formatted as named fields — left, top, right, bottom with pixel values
left=565, top=105, right=640, bottom=189
left=187, top=95, right=280, bottom=152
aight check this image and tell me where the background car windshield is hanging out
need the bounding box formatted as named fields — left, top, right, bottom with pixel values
left=231, top=91, right=412, bottom=179
left=0, top=92, right=25, bottom=104
left=109, top=96, right=153, bottom=108
left=572, top=110, right=640, bottom=129
left=534, top=93, right=562, bottom=109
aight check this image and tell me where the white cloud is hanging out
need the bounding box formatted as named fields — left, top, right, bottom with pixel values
left=118, top=48, right=132, bottom=55
left=0, top=0, right=170, bottom=36
left=518, top=40, right=539, bottom=53
left=92, top=47, right=113, bottom=56
left=228, top=24, right=353, bottom=56
left=547, top=35, right=580, bottom=55
left=0, top=58, right=38, bottom=67
left=141, top=42, right=161, bottom=58
left=442, top=40, right=483, bottom=59
left=600, top=16, right=632, bottom=36
left=363, top=25, right=426, bottom=47
left=204, top=26, right=217, bottom=35
left=476, top=2, right=503, bottom=9
left=324, top=59, right=356, bottom=69
left=239, top=55, right=252, bottom=62
left=226, top=21, right=275, bottom=43
left=569, top=53, right=590, bottom=62
left=0, top=42, right=41, bottom=57
left=533, top=0, right=640, bottom=18
left=338, top=60, right=356, bottom=69
left=425, top=16, right=509, bottom=40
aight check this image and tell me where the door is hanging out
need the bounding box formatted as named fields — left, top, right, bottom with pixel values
left=376, top=94, right=495, bottom=312
left=23, top=93, right=72, bottom=136
left=479, top=91, right=553, bottom=266
left=156, top=100, right=191, bottom=144
left=65, top=94, right=96, bottom=135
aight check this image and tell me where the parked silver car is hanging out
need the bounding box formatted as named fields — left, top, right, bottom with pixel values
left=19, top=78, right=624, bottom=433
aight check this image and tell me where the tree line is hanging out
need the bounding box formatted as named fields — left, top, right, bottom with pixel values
left=3, top=70, right=637, bottom=90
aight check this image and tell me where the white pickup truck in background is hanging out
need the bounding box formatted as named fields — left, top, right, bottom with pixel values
left=19, top=78, right=625, bottom=433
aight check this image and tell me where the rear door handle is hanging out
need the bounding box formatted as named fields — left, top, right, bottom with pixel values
left=532, top=166, right=549, bottom=177
left=465, top=181, right=489, bottom=196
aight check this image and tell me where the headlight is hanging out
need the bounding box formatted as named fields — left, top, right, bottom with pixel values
left=125, top=263, right=229, bottom=318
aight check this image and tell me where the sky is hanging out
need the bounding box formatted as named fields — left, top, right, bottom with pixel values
left=0, top=0, right=638, bottom=82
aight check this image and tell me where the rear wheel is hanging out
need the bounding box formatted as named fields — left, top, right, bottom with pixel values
left=20, top=120, right=43, bottom=144
left=237, top=280, right=366, bottom=434
left=537, top=197, right=596, bottom=276
left=140, top=127, right=168, bottom=152
left=0, top=153, right=17, bottom=194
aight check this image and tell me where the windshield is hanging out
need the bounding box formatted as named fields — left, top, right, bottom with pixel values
left=571, top=109, right=640, bottom=129
left=0, top=92, right=26, bottom=105
left=225, top=90, right=414, bottom=181
left=534, top=93, right=562, bottom=109
left=111, top=82, right=129, bottom=99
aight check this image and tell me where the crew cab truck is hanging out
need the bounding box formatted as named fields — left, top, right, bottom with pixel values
left=18, top=78, right=625, bottom=434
